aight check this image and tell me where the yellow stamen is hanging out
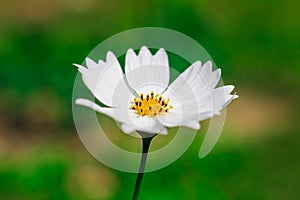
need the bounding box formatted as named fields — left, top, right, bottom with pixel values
left=131, top=91, right=173, bottom=117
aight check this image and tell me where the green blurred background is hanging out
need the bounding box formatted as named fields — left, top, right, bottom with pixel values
left=1, top=0, right=300, bottom=199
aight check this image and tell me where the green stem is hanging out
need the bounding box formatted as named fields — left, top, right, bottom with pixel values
left=132, top=133, right=156, bottom=200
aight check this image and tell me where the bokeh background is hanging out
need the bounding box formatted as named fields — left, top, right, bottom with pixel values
left=1, top=0, right=300, bottom=199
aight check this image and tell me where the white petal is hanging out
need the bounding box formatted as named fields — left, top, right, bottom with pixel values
left=208, top=69, right=221, bottom=89
left=211, top=86, right=237, bottom=111
left=157, top=112, right=200, bottom=130
left=120, top=123, right=168, bottom=135
left=163, top=60, right=237, bottom=124
left=125, top=46, right=170, bottom=94
left=130, top=116, right=166, bottom=134
left=155, top=91, right=201, bottom=130
left=138, top=46, right=152, bottom=66
left=125, top=48, right=139, bottom=74
left=75, top=98, right=131, bottom=124
left=156, top=112, right=180, bottom=127
left=163, top=70, right=201, bottom=117
left=182, top=121, right=201, bottom=130
left=173, top=60, right=220, bottom=95
left=75, top=52, right=132, bottom=107
left=120, top=124, right=137, bottom=134
left=160, top=127, right=168, bottom=135
left=153, top=48, right=169, bottom=66
left=85, top=57, right=98, bottom=70
left=202, top=60, right=213, bottom=72
left=164, top=61, right=207, bottom=103
left=200, top=61, right=221, bottom=89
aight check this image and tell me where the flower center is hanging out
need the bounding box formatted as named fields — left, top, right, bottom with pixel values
left=131, top=91, right=173, bottom=117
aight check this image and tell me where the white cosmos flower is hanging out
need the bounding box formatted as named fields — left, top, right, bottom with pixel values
left=74, top=46, right=238, bottom=135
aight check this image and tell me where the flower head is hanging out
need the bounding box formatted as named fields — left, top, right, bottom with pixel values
left=74, top=46, right=238, bottom=135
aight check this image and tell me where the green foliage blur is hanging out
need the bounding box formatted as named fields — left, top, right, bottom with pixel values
left=0, top=0, right=300, bottom=199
